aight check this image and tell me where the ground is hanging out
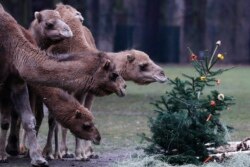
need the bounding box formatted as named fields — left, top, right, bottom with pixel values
left=1, top=65, right=250, bottom=167
left=1, top=148, right=140, bottom=167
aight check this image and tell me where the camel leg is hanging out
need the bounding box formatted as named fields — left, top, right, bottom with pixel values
left=0, top=91, right=11, bottom=163
left=19, top=88, right=44, bottom=156
left=81, top=92, right=98, bottom=159
left=19, top=127, right=28, bottom=155
left=60, top=126, right=74, bottom=158
left=74, top=92, right=98, bottom=160
left=10, top=79, right=48, bottom=167
left=42, top=112, right=56, bottom=160
left=5, top=110, right=21, bottom=156
left=53, top=121, right=61, bottom=159
left=35, top=96, right=44, bottom=134
left=75, top=138, right=90, bottom=161
left=75, top=138, right=81, bottom=160
left=0, top=115, right=9, bottom=163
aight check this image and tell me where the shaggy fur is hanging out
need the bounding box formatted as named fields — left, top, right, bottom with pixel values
left=5, top=7, right=125, bottom=161
left=0, top=6, right=121, bottom=166
left=41, top=4, right=167, bottom=161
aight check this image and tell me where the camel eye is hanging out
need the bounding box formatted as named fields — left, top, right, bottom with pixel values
left=46, top=22, right=54, bottom=29
left=139, top=63, right=148, bottom=71
left=82, top=123, right=92, bottom=131
left=110, top=73, right=119, bottom=81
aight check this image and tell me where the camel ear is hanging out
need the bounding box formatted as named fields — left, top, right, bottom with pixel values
left=75, top=110, right=82, bottom=119
left=103, top=60, right=111, bottom=70
left=0, top=4, right=4, bottom=12
left=35, top=11, right=42, bottom=22
left=127, top=54, right=135, bottom=63
left=56, top=2, right=64, bottom=7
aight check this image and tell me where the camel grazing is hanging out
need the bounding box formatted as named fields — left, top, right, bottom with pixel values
left=0, top=5, right=125, bottom=166
left=3, top=9, right=74, bottom=158
left=36, top=4, right=167, bottom=161
left=4, top=8, right=126, bottom=160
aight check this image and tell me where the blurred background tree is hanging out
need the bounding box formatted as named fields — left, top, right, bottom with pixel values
left=0, top=0, right=250, bottom=64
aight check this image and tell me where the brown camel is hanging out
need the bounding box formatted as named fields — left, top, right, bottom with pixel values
left=0, top=5, right=125, bottom=166
left=5, top=8, right=126, bottom=160
left=8, top=4, right=166, bottom=161
left=37, top=4, right=167, bottom=161
left=3, top=9, right=74, bottom=158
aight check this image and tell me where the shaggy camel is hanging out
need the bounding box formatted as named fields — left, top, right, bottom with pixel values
left=9, top=4, right=166, bottom=161
left=39, top=4, right=167, bottom=161
left=5, top=8, right=126, bottom=160
left=4, top=9, right=74, bottom=157
left=0, top=5, right=125, bottom=166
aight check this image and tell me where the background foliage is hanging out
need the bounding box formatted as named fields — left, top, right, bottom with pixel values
left=1, top=0, right=250, bottom=64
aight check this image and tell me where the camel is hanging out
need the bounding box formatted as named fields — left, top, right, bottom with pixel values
left=3, top=9, right=74, bottom=158
left=39, top=4, right=167, bottom=161
left=6, top=4, right=167, bottom=161
left=4, top=8, right=125, bottom=160
left=0, top=5, right=126, bottom=166
left=29, top=10, right=73, bottom=50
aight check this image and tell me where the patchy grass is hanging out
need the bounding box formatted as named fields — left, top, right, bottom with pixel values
left=113, top=154, right=250, bottom=167
left=37, top=65, right=250, bottom=161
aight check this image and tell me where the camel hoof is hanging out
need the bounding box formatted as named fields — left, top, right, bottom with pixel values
left=6, top=144, right=19, bottom=156
left=0, top=154, right=8, bottom=163
left=0, top=159, right=8, bottom=163
left=62, top=153, right=74, bottom=159
left=45, top=154, right=54, bottom=161
left=31, top=158, right=49, bottom=167
left=81, top=157, right=90, bottom=161
left=53, top=152, right=62, bottom=160
left=75, top=155, right=83, bottom=161
left=89, top=154, right=99, bottom=159
left=19, top=145, right=29, bottom=155
left=42, top=146, right=54, bottom=160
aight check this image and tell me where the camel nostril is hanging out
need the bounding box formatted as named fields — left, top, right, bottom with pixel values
left=124, top=84, right=127, bottom=89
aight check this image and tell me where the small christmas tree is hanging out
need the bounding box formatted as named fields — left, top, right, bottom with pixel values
left=144, top=41, right=235, bottom=165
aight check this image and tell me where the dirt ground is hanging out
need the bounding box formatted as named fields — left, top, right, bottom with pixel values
left=0, top=148, right=138, bottom=167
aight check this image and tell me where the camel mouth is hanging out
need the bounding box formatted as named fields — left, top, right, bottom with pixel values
left=79, top=16, right=84, bottom=23
left=153, top=74, right=168, bottom=83
left=59, top=29, right=73, bottom=38
left=92, top=139, right=101, bottom=145
left=116, top=88, right=126, bottom=97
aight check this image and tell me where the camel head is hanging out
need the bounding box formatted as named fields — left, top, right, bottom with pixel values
left=68, top=108, right=101, bottom=145
left=122, top=50, right=167, bottom=85
left=56, top=3, right=84, bottom=23
left=33, top=10, right=73, bottom=41
left=91, top=52, right=127, bottom=97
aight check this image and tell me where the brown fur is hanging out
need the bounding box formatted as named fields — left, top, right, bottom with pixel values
left=107, top=49, right=167, bottom=84
left=53, top=4, right=166, bottom=85
left=29, top=10, right=73, bottom=50
left=0, top=8, right=119, bottom=92
left=47, top=4, right=98, bottom=54
left=51, top=4, right=167, bottom=160
left=0, top=6, right=125, bottom=157
left=31, top=86, right=100, bottom=142
left=5, top=9, right=116, bottom=161
left=30, top=4, right=166, bottom=160
left=28, top=8, right=124, bottom=159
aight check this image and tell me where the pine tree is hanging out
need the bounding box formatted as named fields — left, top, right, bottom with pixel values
left=144, top=41, right=235, bottom=165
